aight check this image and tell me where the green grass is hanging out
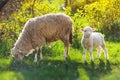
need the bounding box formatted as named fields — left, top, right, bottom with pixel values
left=0, top=41, right=120, bottom=80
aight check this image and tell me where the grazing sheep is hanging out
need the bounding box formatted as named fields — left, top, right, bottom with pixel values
left=81, top=26, right=108, bottom=62
left=11, top=13, right=73, bottom=62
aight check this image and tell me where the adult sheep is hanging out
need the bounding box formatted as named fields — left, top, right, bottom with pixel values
left=81, top=26, right=108, bottom=62
left=11, top=13, right=73, bottom=62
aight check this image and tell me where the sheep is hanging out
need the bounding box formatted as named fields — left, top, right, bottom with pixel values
left=81, top=26, right=108, bottom=62
left=11, top=13, right=73, bottom=62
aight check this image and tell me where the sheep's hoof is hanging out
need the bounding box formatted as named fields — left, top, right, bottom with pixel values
left=40, top=56, right=43, bottom=61
left=106, top=59, right=110, bottom=64
left=65, top=56, right=71, bottom=63
left=91, top=61, right=94, bottom=65
left=106, top=57, right=109, bottom=61
left=39, top=59, right=43, bottom=64
left=40, top=59, right=43, bottom=61
left=84, top=61, right=88, bottom=65
left=96, top=55, right=100, bottom=58
left=33, top=60, right=37, bottom=63
left=65, top=56, right=70, bottom=60
left=40, top=60, right=44, bottom=64
left=14, top=59, right=23, bottom=65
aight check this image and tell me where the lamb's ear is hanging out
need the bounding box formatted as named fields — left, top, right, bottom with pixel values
left=92, top=28, right=96, bottom=31
left=80, top=28, right=84, bottom=32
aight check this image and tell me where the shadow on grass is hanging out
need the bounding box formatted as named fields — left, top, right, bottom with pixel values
left=8, top=59, right=80, bottom=80
left=5, top=58, right=113, bottom=80
left=95, top=59, right=111, bottom=73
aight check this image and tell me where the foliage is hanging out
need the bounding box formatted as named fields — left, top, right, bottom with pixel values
left=83, top=0, right=120, bottom=41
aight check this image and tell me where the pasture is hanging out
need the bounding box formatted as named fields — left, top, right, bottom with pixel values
left=0, top=41, right=120, bottom=80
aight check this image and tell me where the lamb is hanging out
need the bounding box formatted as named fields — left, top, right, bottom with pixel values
left=11, top=13, right=73, bottom=62
left=81, top=26, right=108, bottom=62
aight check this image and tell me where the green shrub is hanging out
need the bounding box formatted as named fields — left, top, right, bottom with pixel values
left=83, top=0, right=120, bottom=41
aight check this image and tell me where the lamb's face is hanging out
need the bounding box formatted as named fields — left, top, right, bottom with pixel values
left=11, top=47, right=24, bottom=61
left=83, top=27, right=93, bottom=38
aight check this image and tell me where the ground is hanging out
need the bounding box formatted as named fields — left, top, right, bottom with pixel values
left=0, top=41, right=120, bottom=80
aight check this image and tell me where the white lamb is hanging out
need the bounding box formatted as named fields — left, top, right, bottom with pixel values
left=81, top=26, right=108, bottom=62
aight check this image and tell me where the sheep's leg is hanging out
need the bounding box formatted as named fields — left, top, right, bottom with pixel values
left=102, top=44, right=109, bottom=60
left=96, top=47, right=101, bottom=58
left=61, top=34, right=70, bottom=58
left=89, top=47, right=94, bottom=61
left=83, top=48, right=87, bottom=62
left=34, top=53, right=38, bottom=63
left=64, top=43, right=69, bottom=58
left=39, top=46, right=43, bottom=60
left=34, top=47, right=39, bottom=63
left=62, top=38, right=69, bottom=58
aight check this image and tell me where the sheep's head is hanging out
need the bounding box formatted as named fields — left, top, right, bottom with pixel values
left=11, top=47, right=24, bottom=61
left=81, top=26, right=96, bottom=38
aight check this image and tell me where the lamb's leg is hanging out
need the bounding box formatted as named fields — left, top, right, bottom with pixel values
left=83, top=48, right=87, bottom=62
left=89, top=47, right=94, bottom=62
left=96, top=47, right=102, bottom=58
left=102, top=43, right=109, bottom=60
left=39, top=46, right=43, bottom=60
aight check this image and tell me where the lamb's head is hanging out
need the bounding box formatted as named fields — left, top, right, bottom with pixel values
left=11, top=47, right=24, bottom=61
left=81, top=26, right=96, bottom=38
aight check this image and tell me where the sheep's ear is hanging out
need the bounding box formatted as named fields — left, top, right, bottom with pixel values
left=92, top=28, right=96, bottom=31
left=19, top=50, right=22, bottom=53
left=80, top=28, right=84, bottom=32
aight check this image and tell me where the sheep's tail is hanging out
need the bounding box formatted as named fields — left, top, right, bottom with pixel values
left=69, top=26, right=73, bottom=44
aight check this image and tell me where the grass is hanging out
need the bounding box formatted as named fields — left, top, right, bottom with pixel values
left=0, top=41, right=120, bottom=80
